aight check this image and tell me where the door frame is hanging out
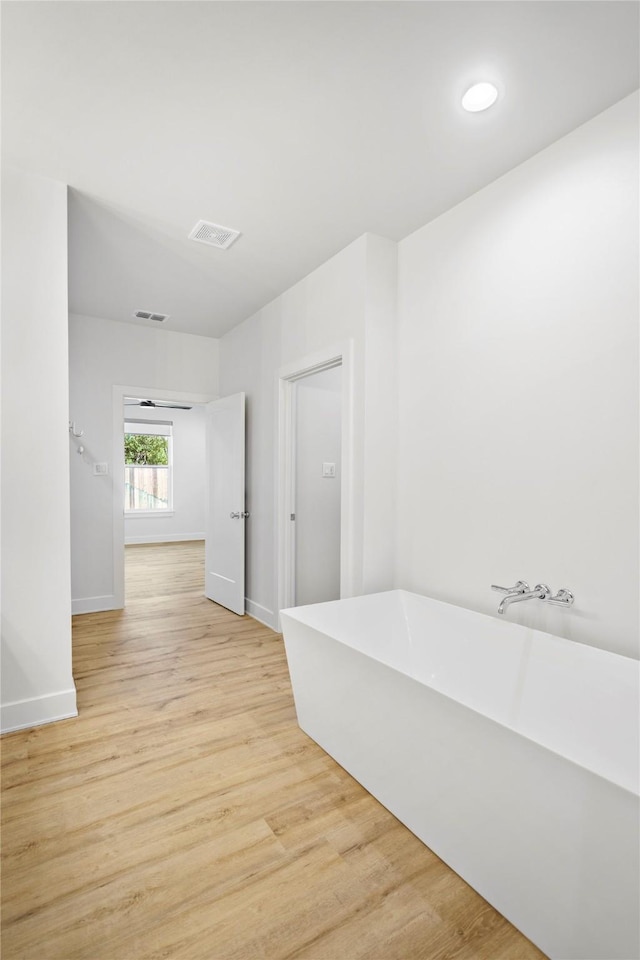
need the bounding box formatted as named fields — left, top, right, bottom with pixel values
left=112, top=384, right=216, bottom=608
left=277, top=341, right=355, bottom=619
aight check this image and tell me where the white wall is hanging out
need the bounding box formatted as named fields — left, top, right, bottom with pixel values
left=220, top=233, right=398, bottom=628
left=70, top=93, right=637, bottom=656
left=295, top=366, right=342, bottom=606
left=1, top=168, right=77, bottom=731
left=396, top=93, right=639, bottom=659
left=69, top=314, right=219, bottom=611
left=124, top=404, right=206, bottom=544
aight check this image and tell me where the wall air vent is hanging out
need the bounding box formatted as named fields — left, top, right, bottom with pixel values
left=134, top=310, right=169, bottom=322
left=188, top=219, right=241, bottom=250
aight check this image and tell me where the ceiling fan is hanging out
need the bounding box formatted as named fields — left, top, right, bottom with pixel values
left=124, top=399, right=192, bottom=410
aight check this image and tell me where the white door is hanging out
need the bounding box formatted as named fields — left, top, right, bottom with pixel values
left=205, top=393, right=246, bottom=615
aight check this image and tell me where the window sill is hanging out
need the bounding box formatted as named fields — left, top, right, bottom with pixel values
left=125, top=511, right=175, bottom=519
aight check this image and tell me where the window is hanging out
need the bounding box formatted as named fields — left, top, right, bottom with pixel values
left=124, top=420, right=173, bottom=514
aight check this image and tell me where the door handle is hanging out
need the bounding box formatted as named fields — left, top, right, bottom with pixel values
left=230, top=511, right=250, bottom=519
left=230, top=511, right=240, bottom=519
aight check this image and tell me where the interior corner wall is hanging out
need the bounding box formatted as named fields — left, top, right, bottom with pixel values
left=219, top=233, right=398, bottom=629
left=68, top=314, right=219, bottom=611
left=1, top=168, right=77, bottom=732
left=396, top=92, right=639, bottom=659
left=362, top=233, right=398, bottom=593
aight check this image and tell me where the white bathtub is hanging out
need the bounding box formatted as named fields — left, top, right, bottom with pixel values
left=280, top=589, right=639, bottom=960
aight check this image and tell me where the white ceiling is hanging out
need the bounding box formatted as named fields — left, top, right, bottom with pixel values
left=2, top=1, right=638, bottom=339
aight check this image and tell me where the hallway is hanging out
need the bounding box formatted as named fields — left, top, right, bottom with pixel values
left=2, top=543, right=544, bottom=959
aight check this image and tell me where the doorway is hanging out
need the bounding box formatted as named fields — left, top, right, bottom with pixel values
left=294, top=365, right=342, bottom=605
left=277, top=341, right=356, bottom=618
left=123, top=394, right=208, bottom=604
left=112, top=385, right=215, bottom=608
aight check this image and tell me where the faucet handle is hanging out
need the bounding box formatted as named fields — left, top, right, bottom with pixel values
left=491, top=580, right=529, bottom=594
left=544, top=588, right=575, bottom=607
left=533, top=583, right=552, bottom=600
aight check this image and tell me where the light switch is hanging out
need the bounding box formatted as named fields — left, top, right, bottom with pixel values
left=93, top=463, right=109, bottom=476
left=322, top=462, right=336, bottom=478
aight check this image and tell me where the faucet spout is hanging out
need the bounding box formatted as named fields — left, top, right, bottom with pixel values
left=498, top=584, right=550, bottom=615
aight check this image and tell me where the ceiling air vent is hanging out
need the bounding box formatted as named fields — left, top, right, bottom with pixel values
left=188, top=219, right=241, bottom=250
left=134, top=310, right=169, bottom=322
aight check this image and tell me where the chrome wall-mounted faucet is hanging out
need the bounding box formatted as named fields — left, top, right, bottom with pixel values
left=494, top=582, right=550, bottom=615
left=491, top=581, right=574, bottom=616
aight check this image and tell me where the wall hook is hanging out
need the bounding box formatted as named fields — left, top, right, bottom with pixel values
left=69, top=420, right=85, bottom=453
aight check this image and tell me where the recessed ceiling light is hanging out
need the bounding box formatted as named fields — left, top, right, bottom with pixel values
left=462, top=82, right=499, bottom=113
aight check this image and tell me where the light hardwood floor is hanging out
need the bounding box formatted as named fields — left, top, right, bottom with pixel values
left=2, top=541, right=547, bottom=960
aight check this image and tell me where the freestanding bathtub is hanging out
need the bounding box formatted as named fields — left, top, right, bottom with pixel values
left=280, top=589, right=639, bottom=960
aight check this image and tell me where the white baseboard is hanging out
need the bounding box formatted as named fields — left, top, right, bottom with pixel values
left=1, top=688, right=78, bottom=734
left=72, top=595, right=118, bottom=615
left=245, top=599, right=279, bottom=632
left=125, top=533, right=205, bottom=545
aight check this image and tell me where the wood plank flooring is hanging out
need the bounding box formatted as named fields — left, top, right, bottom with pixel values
left=2, top=541, right=547, bottom=960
